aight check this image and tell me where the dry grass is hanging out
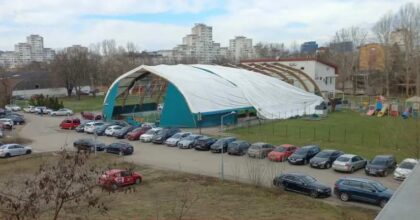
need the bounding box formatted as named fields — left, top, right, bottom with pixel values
left=0, top=153, right=378, bottom=220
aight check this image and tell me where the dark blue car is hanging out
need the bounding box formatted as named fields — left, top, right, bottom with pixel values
left=334, top=177, right=393, bottom=207
left=273, top=173, right=331, bottom=198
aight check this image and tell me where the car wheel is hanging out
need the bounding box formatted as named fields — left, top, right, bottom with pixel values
left=350, top=167, right=355, bottom=173
left=379, top=199, right=388, bottom=208
left=283, top=182, right=289, bottom=191
left=310, top=190, right=318, bottom=198
left=303, top=159, right=308, bottom=165
left=383, top=170, right=388, bottom=177
left=26, top=150, right=32, bottom=154
left=325, top=162, right=331, bottom=169
left=105, top=149, right=109, bottom=153
left=52, top=113, right=55, bottom=116
left=119, top=151, right=124, bottom=156
left=340, top=193, right=349, bottom=202
left=5, top=153, right=11, bottom=158
left=111, top=184, right=118, bottom=190
left=135, top=178, right=142, bottom=185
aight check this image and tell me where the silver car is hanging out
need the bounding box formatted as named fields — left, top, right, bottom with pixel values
left=50, top=108, right=74, bottom=116
left=333, top=154, right=367, bottom=173
left=177, top=134, right=203, bottom=149
left=247, top=142, right=274, bottom=159
left=0, top=144, right=32, bottom=158
left=140, top=128, right=162, bottom=142
left=165, top=132, right=191, bottom=147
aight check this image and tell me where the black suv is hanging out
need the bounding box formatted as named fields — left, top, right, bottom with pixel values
left=152, top=128, right=181, bottom=144
left=365, top=155, right=397, bottom=177
left=227, top=140, right=251, bottom=156
left=194, top=136, right=217, bottom=151
left=210, top=137, right=236, bottom=153
left=288, top=145, right=321, bottom=165
left=105, top=142, right=134, bottom=155
left=310, top=149, right=343, bottom=169
left=273, top=173, right=331, bottom=198
left=73, top=138, right=106, bottom=152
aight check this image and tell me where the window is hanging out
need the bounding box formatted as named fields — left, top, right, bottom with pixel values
left=362, top=183, right=375, bottom=192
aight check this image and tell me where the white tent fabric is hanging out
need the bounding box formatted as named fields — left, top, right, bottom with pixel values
left=105, top=64, right=324, bottom=119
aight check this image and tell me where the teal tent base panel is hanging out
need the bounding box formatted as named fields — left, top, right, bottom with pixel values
left=160, top=83, right=196, bottom=127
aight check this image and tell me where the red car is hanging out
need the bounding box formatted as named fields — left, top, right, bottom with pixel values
left=81, top=111, right=102, bottom=120
left=59, top=118, right=81, bottom=129
left=126, top=126, right=152, bottom=141
left=98, top=169, right=143, bottom=190
left=268, top=144, right=298, bottom=162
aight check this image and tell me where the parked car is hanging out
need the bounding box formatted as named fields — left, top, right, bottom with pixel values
left=310, top=149, right=344, bottom=169
left=50, top=108, right=74, bottom=116
left=5, top=114, right=25, bottom=125
left=194, top=136, right=217, bottom=151
left=75, top=120, right=92, bottom=132
left=0, top=118, right=13, bottom=129
left=23, top=106, right=36, bottom=113
left=288, top=145, right=321, bottom=165
left=113, top=126, right=139, bottom=139
left=0, top=144, right=32, bottom=158
left=0, top=129, right=3, bottom=138
left=140, top=127, right=162, bottom=142
left=151, top=128, right=181, bottom=144
left=273, top=173, right=331, bottom=198
left=127, top=126, right=152, bottom=141
left=393, top=158, right=418, bottom=180
left=268, top=144, right=298, bottom=162
left=227, top=140, right=251, bottom=155
left=365, top=155, right=397, bottom=177
left=334, top=177, right=394, bottom=207
left=98, top=169, right=143, bottom=190
left=105, top=142, right=134, bottom=155
left=105, top=125, right=124, bottom=136
left=210, top=137, right=236, bottom=153
left=73, top=138, right=106, bottom=151
left=84, top=121, right=105, bottom=134
left=333, top=154, right=367, bottom=173
left=165, top=132, right=191, bottom=147
left=247, top=142, right=274, bottom=158
left=59, top=118, right=81, bottom=130
left=5, top=104, right=21, bottom=111
left=81, top=111, right=102, bottom=120
left=93, top=123, right=113, bottom=136
left=35, top=106, right=52, bottom=115
left=177, top=134, right=203, bottom=149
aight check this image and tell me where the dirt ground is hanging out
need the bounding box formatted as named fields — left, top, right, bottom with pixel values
left=16, top=113, right=402, bottom=210
left=0, top=153, right=378, bottom=220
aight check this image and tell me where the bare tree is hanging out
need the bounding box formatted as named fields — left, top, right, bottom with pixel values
left=0, top=150, right=108, bottom=220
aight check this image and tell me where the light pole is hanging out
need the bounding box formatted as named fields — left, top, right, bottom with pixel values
left=220, top=111, right=236, bottom=181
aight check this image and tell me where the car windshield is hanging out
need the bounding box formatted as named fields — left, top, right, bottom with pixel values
left=171, top=133, right=183, bottom=138
left=336, top=157, right=350, bottom=162
left=371, top=182, right=387, bottom=192
left=146, top=129, right=158, bottom=135
left=185, top=135, right=197, bottom=140
left=302, top=176, right=316, bottom=183
left=399, top=161, right=416, bottom=170
left=371, top=157, right=388, bottom=165
left=315, top=151, right=332, bottom=158
left=294, top=148, right=309, bottom=155
left=250, top=145, right=261, bottom=149
left=273, top=147, right=286, bottom=152
left=0, top=145, right=8, bottom=149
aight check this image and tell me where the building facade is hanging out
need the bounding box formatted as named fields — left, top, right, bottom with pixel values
left=229, top=36, right=254, bottom=62
left=300, top=41, right=318, bottom=54
left=359, top=43, right=385, bottom=72
left=0, top=34, right=55, bottom=68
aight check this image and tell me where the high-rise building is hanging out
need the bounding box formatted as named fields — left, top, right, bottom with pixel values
left=27, top=35, right=44, bottom=62
left=300, top=41, right=318, bottom=54
left=329, top=41, right=353, bottom=53
left=229, top=36, right=254, bottom=62
left=14, top=43, right=32, bottom=64
left=390, top=29, right=407, bottom=51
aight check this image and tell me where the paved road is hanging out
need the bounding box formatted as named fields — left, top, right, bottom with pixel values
left=19, top=113, right=402, bottom=210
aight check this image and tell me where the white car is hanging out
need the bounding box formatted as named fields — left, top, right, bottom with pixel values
left=5, top=104, right=21, bottom=111
left=84, top=121, right=105, bottom=134
left=165, top=132, right=191, bottom=146
left=104, top=125, right=123, bottom=136
left=50, top=108, right=74, bottom=116
left=140, top=127, right=162, bottom=142
left=23, top=106, right=37, bottom=113
left=0, top=118, right=13, bottom=129
left=0, top=144, right=32, bottom=158
left=394, top=158, right=418, bottom=180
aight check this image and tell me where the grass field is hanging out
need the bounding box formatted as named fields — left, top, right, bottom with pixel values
left=231, top=110, right=420, bottom=161
left=0, top=154, right=377, bottom=220
left=59, top=96, right=105, bottom=112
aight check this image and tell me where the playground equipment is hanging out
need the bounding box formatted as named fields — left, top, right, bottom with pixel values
left=402, top=107, right=411, bottom=119
left=366, top=105, right=375, bottom=116
left=390, top=103, right=399, bottom=117
left=377, top=103, right=389, bottom=117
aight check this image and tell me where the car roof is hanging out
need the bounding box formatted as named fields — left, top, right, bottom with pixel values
left=252, top=142, right=269, bottom=146
left=105, top=169, right=124, bottom=175
left=2, top=144, right=20, bottom=147
left=301, top=145, right=319, bottom=149
left=401, top=158, right=418, bottom=164
left=339, top=154, right=357, bottom=158
left=280, top=144, right=295, bottom=148
left=339, top=177, right=379, bottom=184
left=320, top=149, right=339, bottom=153
left=373, top=155, right=394, bottom=159
left=232, top=140, right=247, bottom=144
left=282, top=172, right=310, bottom=178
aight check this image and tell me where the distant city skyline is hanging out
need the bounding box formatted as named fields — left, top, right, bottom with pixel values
left=0, top=0, right=415, bottom=51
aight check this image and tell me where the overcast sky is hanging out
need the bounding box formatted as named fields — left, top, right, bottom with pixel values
left=0, top=0, right=414, bottom=51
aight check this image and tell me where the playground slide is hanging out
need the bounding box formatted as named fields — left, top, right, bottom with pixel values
left=377, top=104, right=389, bottom=117
left=366, top=109, right=375, bottom=116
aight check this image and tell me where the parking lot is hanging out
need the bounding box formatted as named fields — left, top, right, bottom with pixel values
left=18, top=112, right=402, bottom=210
